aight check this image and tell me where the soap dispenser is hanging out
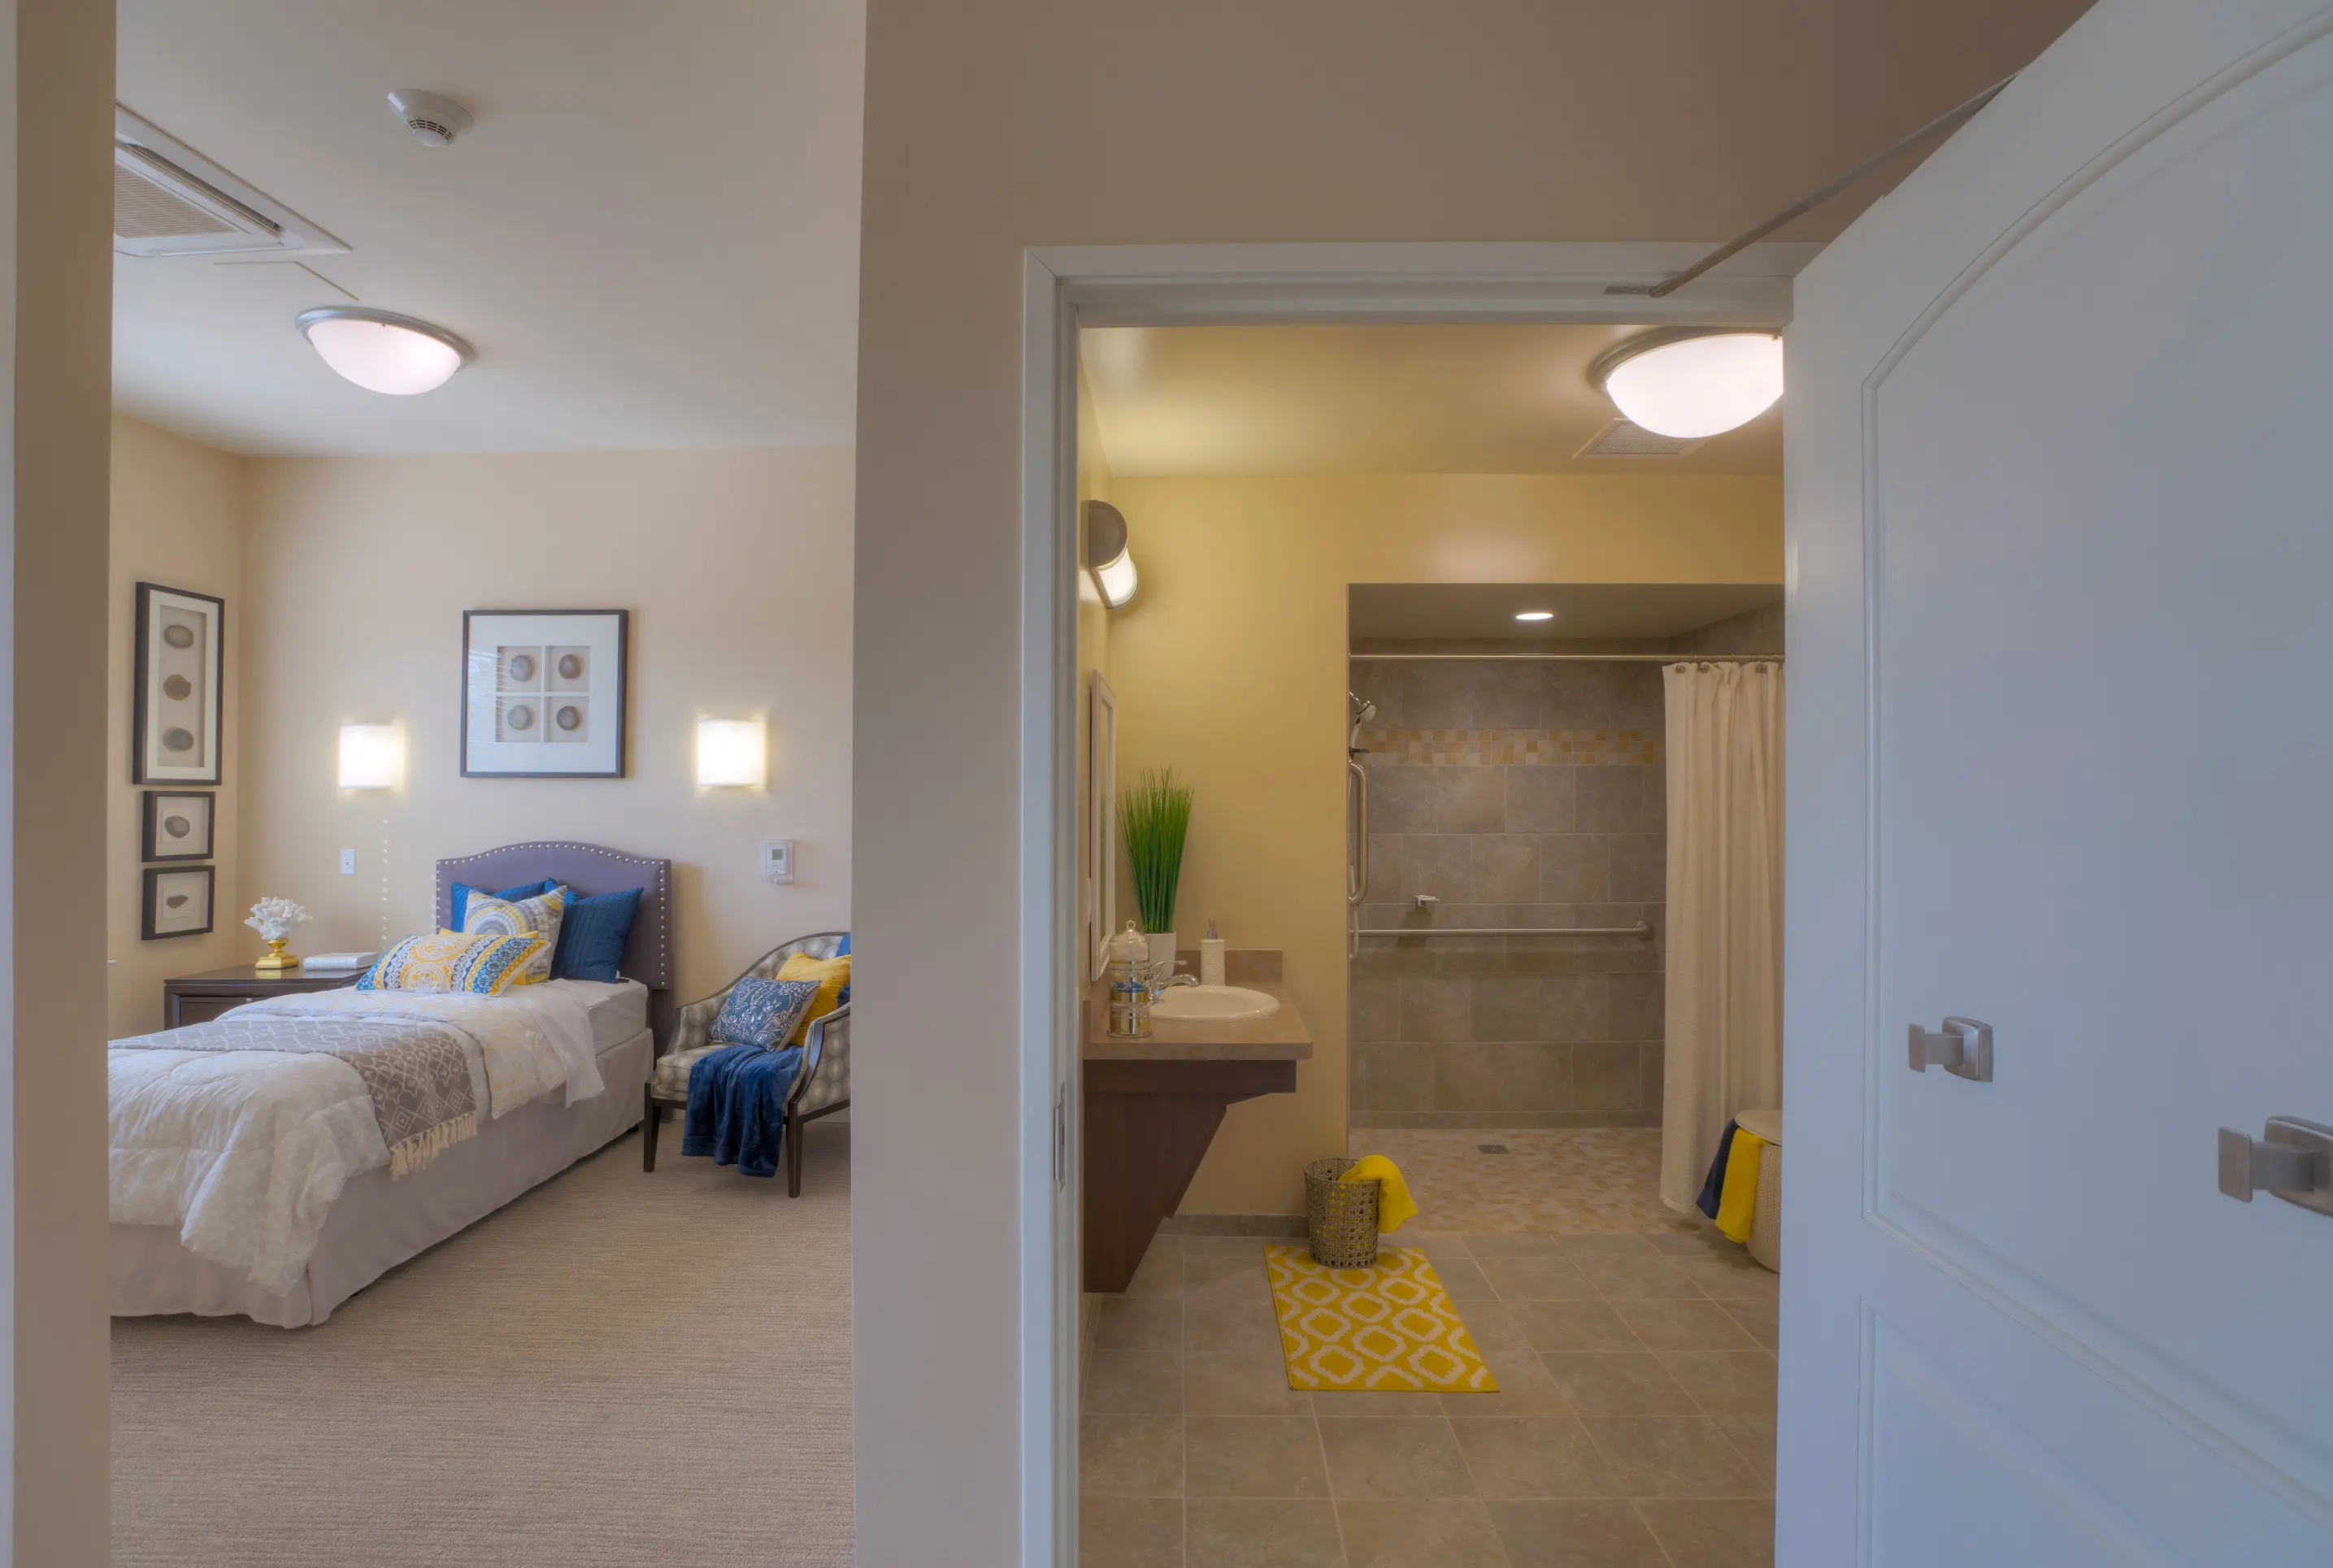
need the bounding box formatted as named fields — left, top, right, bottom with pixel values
left=1200, top=919, right=1227, bottom=988
left=1106, top=920, right=1153, bottom=1038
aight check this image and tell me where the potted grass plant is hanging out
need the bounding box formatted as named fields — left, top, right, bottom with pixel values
left=1120, top=767, right=1195, bottom=981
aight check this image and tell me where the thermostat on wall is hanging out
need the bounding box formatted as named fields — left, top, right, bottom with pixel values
left=761, top=839, right=796, bottom=884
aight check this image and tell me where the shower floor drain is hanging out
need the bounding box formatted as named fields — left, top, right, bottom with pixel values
left=1477, top=1143, right=1510, bottom=1154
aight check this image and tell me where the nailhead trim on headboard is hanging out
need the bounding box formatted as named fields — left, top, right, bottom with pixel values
left=433, top=841, right=673, bottom=989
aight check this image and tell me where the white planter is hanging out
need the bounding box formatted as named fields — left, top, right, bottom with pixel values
left=1145, top=931, right=1178, bottom=984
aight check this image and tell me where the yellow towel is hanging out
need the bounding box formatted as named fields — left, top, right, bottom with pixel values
left=1340, top=1154, right=1419, bottom=1233
left=1714, top=1127, right=1765, bottom=1243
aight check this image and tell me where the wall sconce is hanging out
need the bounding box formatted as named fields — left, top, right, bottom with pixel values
left=1084, top=499, right=1138, bottom=609
left=339, top=724, right=402, bottom=788
left=696, top=719, right=767, bottom=788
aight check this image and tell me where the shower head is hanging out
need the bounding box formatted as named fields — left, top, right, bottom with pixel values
left=1348, top=693, right=1378, bottom=750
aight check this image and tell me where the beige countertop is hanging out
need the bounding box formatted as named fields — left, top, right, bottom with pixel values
left=1080, top=951, right=1312, bottom=1062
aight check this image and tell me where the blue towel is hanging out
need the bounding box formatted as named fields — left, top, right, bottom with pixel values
left=1697, top=1120, right=1740, bottom=1220
left=680, top=1042, right=803, bottom=1179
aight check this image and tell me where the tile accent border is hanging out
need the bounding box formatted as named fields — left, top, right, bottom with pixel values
left=1358, top=728, right=1665, bottom=767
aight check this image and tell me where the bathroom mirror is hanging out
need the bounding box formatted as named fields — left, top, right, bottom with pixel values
left=1085, top=671, right=1119, bottom=981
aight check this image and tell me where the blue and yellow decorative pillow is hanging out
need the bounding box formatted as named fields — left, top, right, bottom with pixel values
left=358, top=929, right=548, bottom=997
left=461, top=885, right=568, bottom=985
left=710, top=978, right=823, bottom=1050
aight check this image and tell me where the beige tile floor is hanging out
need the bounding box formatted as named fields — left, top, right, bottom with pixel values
left=1080, top=1131, right=1777, bottom=1568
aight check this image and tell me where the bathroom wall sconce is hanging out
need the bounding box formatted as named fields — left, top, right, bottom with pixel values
left=338, top=724, right=403, bottom=789
left=1084, top=499, right=1139, bottom=609
left=696, top=719, right=767, bottom=789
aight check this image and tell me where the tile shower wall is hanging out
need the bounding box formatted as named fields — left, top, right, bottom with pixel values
left=1347, top=654, right=1670, bottom=1128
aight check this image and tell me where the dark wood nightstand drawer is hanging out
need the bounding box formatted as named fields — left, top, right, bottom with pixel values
left=163, top=965, right=361, bottom=1028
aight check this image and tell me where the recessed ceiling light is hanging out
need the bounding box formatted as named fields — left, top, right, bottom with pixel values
left=296, top=307, right=472, bottom=395
left=1589, top=329, right=1783, bottom=439
left=1515, top=610, right=1555, bottom=622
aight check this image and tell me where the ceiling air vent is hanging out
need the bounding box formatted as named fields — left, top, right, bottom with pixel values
left=114, top=106, right=347, bottom=259
left=1575, top=419, right=1705, bottom=460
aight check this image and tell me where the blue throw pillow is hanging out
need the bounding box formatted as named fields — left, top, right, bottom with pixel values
left=710, top=978, right=821, bottom=1049
left=552, top=885, right=642, bottom=982
left=836, top=932, right=850, bottom=956
left=450, top=879, right=555, bottom=930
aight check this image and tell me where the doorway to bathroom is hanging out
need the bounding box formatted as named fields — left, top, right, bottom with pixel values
left=1068, top=311, right=1790, bottom=1565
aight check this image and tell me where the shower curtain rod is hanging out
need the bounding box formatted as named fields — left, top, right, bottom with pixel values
left=1351, top=652, right=1783, bottom=662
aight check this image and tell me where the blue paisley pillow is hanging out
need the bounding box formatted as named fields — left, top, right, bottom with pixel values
left=710, top=978, right=822, bottom=1050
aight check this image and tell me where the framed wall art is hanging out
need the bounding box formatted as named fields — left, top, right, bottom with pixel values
left=141, top=790, right=215, bottom=862
left=141, top=864, right=215, bottom=940
left=133, top=582, right=224, bottom=784
left=460, top=609, right=628, bottom=778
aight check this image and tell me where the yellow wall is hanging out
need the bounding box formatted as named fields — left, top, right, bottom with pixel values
left=1102, top=474, right=1782, bottom=1213
left=107, top=415, right=250, bottom=1036
left=240, top=448, right=855, bottom=1003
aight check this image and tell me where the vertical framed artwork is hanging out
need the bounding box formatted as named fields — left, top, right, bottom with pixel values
left=141, top=790, right=215, bottom=862
left=460, top=609, right=629, bottom=778
left=141, top=865, right=215, bottom=940
left=133, top=583, right=224, bottom=784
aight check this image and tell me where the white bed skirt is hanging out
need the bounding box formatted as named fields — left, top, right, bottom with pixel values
left=112, top=1027, right=653, bottom=1327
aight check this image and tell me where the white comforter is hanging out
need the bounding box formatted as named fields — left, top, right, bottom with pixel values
left=109, top=984, right=609, bottom=1297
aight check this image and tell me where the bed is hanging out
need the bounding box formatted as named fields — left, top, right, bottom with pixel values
left=109, top=842, right=674, bottom=1327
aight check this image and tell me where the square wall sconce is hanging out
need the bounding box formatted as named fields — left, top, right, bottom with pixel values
left=697, top=719, right=766, bottom=788
left=339, top=724, right=403, bottom=789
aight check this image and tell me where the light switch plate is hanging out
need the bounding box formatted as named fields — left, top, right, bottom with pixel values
left=761, top=839, right=795, bottom=884
left=340, top=848, right=356, bottom=875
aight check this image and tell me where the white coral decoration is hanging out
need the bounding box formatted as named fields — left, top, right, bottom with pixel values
left=245, top=897, right=311, bottom=942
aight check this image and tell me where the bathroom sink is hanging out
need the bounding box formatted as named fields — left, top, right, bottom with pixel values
left=1151, top=984, right=1280, bottom=1022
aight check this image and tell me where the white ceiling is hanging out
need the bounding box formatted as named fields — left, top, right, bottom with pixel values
left=114, top=2, right=866, bottom=456
left=1081, top=324, right=1783, bottom=477
left=1350, top=583, right=1782, bottom=644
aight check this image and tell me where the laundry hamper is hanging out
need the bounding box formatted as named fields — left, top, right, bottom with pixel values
left=1305, top=1157, right=1380, bottom=1268
left=1736, top=1107, right=1782, bottom=1273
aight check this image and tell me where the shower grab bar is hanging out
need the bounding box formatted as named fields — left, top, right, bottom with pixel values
left=1354, top=922, right=1655, bottom=938
left=1346, top=759, right=1368, bottom=908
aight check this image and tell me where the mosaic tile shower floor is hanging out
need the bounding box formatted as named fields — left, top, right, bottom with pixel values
left=1080, top=1131, right=1778, bottom=1567
left=1360, top=1127, right=1691, bottom=1237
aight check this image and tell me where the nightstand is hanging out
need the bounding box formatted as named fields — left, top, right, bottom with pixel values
left=163, top=964, right=362, bottom=1027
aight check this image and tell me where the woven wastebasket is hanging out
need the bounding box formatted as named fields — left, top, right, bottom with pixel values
left=1305, top=1157, right=1380, bottom=1268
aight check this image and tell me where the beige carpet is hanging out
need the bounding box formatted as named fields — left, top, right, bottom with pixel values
left=112, top=1121, right=853, bottom=1566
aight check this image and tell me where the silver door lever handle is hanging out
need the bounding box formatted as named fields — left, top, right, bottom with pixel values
left=1907, top=1017, right=1992, bottom=1082
left=2218, top=1118, right=2333, bottom=1216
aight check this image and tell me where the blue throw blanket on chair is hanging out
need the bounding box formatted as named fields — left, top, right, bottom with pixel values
left=680, top=1042, right=804, bottom=1179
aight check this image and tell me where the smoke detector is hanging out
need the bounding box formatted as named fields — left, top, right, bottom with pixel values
left=387, top=90, right=473, bottom=148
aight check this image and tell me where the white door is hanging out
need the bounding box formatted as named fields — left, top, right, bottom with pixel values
left=1786, top=0, right=2333, bottom=1561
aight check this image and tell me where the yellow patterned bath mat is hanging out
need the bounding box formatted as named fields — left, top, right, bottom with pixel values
left=1265, top=1245, right=1497, bottom=1392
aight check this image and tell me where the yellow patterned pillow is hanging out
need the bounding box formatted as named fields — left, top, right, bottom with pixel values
left=773, top=952, right=850, bottom=1045
left=357, top=929, right=548, bottom=996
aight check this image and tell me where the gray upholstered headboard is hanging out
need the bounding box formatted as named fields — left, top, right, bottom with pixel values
left=434, top=841, right=675, bottom=1049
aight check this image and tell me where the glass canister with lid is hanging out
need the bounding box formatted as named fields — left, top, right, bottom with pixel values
left=1106, top=920, right=1153, bottom=1038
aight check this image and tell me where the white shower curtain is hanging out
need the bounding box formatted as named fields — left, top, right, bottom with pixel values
left=1658, top=660, right=1785, bottom=1214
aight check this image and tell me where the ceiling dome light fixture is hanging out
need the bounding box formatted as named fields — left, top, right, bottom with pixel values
left=1514, top=610, right=1554, bottom=622
left=296, top=307, right=473, bottom=396
left=1589, top=329, right=1783, bottom=440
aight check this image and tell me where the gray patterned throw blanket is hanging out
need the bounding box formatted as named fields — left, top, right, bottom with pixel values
left=113, top=1014, right=478, bottom=1177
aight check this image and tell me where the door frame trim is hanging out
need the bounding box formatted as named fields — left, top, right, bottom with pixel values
left=1014, top=238, right=1809, bottom=1565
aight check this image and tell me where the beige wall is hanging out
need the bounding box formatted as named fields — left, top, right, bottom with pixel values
left=1103, top=475, right=1780, bottom=1214
left=108, top=415, right=249, bottom=1036
left=854, top=1, right=2088, bottom=1554
left=14, top=0, right=117, bottom=1554
left=241, top=448, right=854, bottom=1004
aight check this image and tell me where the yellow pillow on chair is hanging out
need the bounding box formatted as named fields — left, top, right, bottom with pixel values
left=773, top=952, right=850, bottom=1045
